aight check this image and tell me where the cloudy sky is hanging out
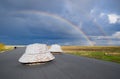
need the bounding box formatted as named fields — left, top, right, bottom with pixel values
left=0, top=0, right=120, bottom=45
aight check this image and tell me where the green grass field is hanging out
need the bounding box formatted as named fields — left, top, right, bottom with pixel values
left=62, top=46, right=120, bottom=63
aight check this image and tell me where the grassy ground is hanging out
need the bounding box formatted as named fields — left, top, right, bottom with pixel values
left=0, top=44, right=14, bottom=53
left=62, top=46, right=120, bottom=63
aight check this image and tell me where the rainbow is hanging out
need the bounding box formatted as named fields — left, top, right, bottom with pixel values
left=93, top=21, right=113, bottom=45
left=77, top=8, right=113, bottom=45
left=64, top=0, right=113, bottom=45
left=17, top=10, right=94, bottom=46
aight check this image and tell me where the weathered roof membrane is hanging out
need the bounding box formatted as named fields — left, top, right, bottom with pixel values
left=18, top=43, right=55, bottom=64
left=49, top=44, right=63, bottom=53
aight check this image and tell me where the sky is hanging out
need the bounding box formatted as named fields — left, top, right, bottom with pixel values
left=0, top=0, right=120, bottom=46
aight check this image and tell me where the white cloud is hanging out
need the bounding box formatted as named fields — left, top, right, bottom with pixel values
left=90, top=9, right=95, bottom=14
left=90, top=31, right=120, bottom=39
left=93, top=18, right=97, bottom=22
left=100, top=13, right=105, bottom=17
left=97, top=36, right=110, bottom=39
left=107, top=14, right=120, bottom=24
left=112, top=32, right=120, bottom=38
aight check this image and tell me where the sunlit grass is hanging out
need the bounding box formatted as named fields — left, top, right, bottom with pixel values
left=62, top=46, right=120, bottom=63
left=0, top=43, right=14, bottom=53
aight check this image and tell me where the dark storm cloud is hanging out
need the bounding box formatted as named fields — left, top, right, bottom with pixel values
left=95, top=0, right=120, bottom=13
left=0, top=0, right=64, bottom=13
left=0, top=0, right=120, bottom=45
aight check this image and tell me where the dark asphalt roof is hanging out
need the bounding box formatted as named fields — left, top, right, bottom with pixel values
left=0, top=47, right=120, bottom=79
